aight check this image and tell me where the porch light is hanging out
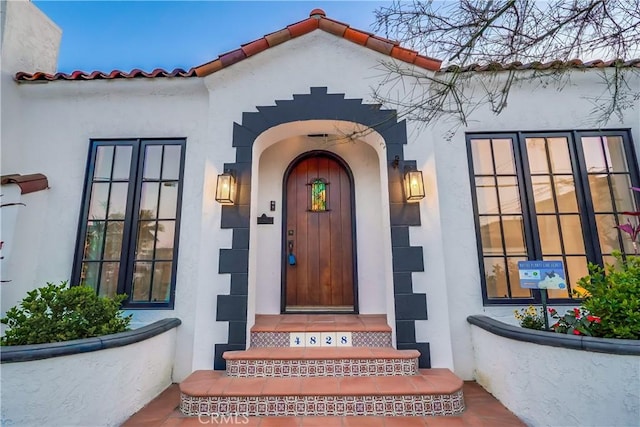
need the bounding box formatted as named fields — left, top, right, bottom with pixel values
left=404, top=169, right=425, bottom=202
left=215, top=170, right=236, bottom=205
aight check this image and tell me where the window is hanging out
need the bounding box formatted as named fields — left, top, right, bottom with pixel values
left=309, top=179, right=328, bottom=212
left=467, top=130, right=639, bottom=304
left=72, top=139, right=185, bottom=308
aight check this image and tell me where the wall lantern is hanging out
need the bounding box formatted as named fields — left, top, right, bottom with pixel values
left=215, top=170, right=236, bottom=205
left=404, top=169, right=425, bottom=203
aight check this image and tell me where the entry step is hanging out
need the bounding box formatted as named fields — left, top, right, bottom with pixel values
left=223, top=347, right=420, bottom=377
left=180, top=369, right=465, bottom=417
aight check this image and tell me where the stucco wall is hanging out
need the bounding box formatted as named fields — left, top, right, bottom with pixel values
left=426, top=68, right=640, bottom=379
left=469, top=322, right=640, bottom=426
left=0, top=326, right=178, bottom=427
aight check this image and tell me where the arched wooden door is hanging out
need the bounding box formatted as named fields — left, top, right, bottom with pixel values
left=283, top=152, right=357, bottom=313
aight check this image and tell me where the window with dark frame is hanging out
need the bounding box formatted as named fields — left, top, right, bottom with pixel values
left=72, top=138, right=185, bottom=309
left=467, top=130, right=639, bottom=305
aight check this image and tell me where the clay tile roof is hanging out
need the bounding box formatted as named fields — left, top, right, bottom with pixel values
left=1, top=174, right=49, bottom=194
left=440, top=58, right=640, bottom=73
left=193, top=8, right=442, bottom=77
left=15, top=8, right=638, bottom=83
left=15, top=68, right=195, bottom=82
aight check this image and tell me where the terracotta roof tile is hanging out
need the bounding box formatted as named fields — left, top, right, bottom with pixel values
left=16, top=9, right=638, bottom=83
left=15, top=68, right=195, bottom=82
left=441, top=58, right=640, bottom=73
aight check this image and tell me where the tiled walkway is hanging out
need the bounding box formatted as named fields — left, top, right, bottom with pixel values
left=123, top=381, right=526, bottom=426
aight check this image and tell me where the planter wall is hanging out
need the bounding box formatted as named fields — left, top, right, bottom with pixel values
left=468, top=315, right=640, bottom=427
left=1, top=318, right=181, bottom=427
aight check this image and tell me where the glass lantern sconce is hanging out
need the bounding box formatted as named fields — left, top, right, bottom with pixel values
left=404, top=169, right=425, bottom=202
left=215, top=169, right=236, bottom=205
left=392, top=155, right=425, bottom=203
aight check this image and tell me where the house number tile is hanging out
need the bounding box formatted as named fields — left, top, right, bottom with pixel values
left=320, top=332, right=337, bottom=347
left=289, top=333, right=305, bottom=347
left=305, top=332, right=321, bottom=347
left=336, top=332, right=352, bottom=347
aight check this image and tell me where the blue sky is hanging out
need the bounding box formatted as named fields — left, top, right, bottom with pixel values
left=33, top=1, right=392, bottom=73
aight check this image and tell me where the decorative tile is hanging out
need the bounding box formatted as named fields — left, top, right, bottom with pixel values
left=352, top=332, right=392, bottom=347
left=180, top=390, right=465, bottom=417
left=226, top=357, right=418, bottom=377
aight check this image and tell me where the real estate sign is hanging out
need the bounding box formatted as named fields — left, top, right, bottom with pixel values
left=517, top=260, right=566, bottom=289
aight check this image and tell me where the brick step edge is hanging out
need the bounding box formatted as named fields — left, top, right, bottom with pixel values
left=180, top=391, right=465, bottom=417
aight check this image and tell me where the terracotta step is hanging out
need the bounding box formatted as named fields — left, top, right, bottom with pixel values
left=250, top=314, right=392, bottom=348
left=224, top=347, right=420, bottom=377
left=179, top=368, right=465, bottom=417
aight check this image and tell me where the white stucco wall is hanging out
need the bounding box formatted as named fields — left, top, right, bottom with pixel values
left=469, top=324, right=640, bottom=426
left=0, top=327, right=178, bottom=427
left=426, top=68, right=640, bottom=379
left=1, top=78, right=210, bottom=382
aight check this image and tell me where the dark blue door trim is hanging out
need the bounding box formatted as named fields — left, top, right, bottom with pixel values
left=214, top=87, right=429, bottom=369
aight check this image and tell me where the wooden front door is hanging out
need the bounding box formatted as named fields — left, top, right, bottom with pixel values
left=284, top=153, right=356, bottom=312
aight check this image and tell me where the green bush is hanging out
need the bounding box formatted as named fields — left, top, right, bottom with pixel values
left=577, top=252, right=640, bottom=340
left=1, top=281, right=131, bottom=346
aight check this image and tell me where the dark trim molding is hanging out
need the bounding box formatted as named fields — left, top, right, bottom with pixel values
left=467, top=315, right=640, bottom=356
left=216, top=87, right=430, bottom=370
left=1, top=318, right=181, bottom=363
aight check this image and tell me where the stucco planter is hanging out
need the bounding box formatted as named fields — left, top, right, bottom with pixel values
left=467, top=315, right=639, bottom=427
left=1, top=318, right=181, bottom=427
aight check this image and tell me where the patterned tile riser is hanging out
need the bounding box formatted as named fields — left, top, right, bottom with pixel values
left=250, top=332, right=392, bottom=348
left=226, top=358, right=418, bottom=377
left=180, top=391, right=465, bottom=417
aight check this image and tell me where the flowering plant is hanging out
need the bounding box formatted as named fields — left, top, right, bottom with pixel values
left=548, top=307, right=601, bottom=336
left=514, top=305, right=545, bottom=330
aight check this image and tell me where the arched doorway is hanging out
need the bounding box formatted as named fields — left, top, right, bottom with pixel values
left=282, top=151, right=358, bottom=313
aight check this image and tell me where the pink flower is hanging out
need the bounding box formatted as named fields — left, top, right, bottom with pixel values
left=573, top=330, right=582, bottom=335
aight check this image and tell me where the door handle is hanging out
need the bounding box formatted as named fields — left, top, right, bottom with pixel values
left=287, top=240, right=296, bottom=266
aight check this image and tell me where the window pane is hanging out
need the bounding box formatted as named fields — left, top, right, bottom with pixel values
left=565, top=256, right=588, bottom=297
left=548, top=137, right=572, bottom=174
left=508, top=257, right=531, bottom=298
left=108, top=182, right=128, bottom=219
left=582, top=136, right=607, bottom=172
left=554, top=176, right=578, bottom=213
left=94, top=146, right=114, bottom=181
left=143, top=145, right=163, bottom=179
left=136, top=221, right=156, bottom=260
left=83, top=221, right=105, bottom=260
left=603, top=136, right=627, bottom=172
left=159, top=182, right=178, bottom=219
left=99, top=262, right=119, bottom=297
left=81, top=262, right=100, bottom=291
left=103, top=221, right=124, bottom=260
left=132, top=262, right=152, bottom=301
left=162, top=145, right=182, bottom=180
left=492, top=139, right=515, bottom=174
left=151, top=262, right=172, bottom=302
left=475, top=177, right=499, bottom=214
left=537, top=215, right=561, bottom=254
left=588, top=175, right=613, bottom=212
left=155, top=221, right=175, bottom=259
left=88, top=183, right=109, bottom=219
left=595, top=214, right=622, bottom=253
left=479, top=216, right=503, bottom=255
left=471, top=139, right=494, bottom=175
left=526, top=138, right=549, bottom=174
left=484, top=258, right=508, bottom=298
left=619, top=215, right=637, bottom=254
left=611, top=174, right=635, bottom=212
left=497, top=177, right=521, bottom=214
left=112, top=146, right=132, bottom=180
left=531, top=176, right=555, bottom=213
left=140, top=182, right=159, bottom=218
left=560, top=215, right=586, bottom=254
left=502, top=216, right=526, bottom=254
left=310, top=179, right=327, bottom=211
